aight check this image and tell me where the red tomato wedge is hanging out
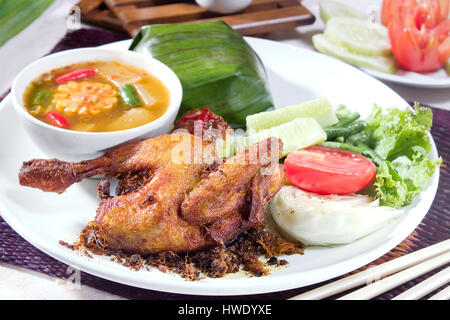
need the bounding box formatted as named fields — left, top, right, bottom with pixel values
left=382, top=0, right=448, bottom=28
left=285, top=146, right=377, bottom=195
left=382, top=0, right=450, bottom=73
left=388, top=19, right=444, bottom=73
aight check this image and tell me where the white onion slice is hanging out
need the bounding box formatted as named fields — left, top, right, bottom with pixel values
left=269, top=186, right=403, bottom=246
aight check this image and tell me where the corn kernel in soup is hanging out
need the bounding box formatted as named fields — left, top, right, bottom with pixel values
left=23, top=61, right=170, bottom=132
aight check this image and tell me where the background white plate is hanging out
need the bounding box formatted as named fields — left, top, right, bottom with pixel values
left=363, top=67, right=450, bottom=89
left=302, top=0, right=450, bottom=89
left=0, top=38, right=439, bottom=296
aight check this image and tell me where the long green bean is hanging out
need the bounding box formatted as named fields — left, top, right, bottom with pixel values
left=346, top=131, right=368, bottom=145
left=320, top=141, right=364, bottom=153
left=325, top=121, right=366, bottom=139
left=320, top=141, right=384, bottom=166
left=335, top=113, right=360, bottom=127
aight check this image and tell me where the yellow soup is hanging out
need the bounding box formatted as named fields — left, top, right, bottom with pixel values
left=23, top=61, right=170, bottom=132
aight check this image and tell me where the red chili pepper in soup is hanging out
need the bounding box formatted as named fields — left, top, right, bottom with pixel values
left=55, top=68, right=96, bottom=84
left=45, top=111, right=70, bottom=129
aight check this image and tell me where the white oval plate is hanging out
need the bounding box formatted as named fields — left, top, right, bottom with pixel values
left=0, top=38, right=439, bottom=296
left=363, top=66, right=450, bottom=88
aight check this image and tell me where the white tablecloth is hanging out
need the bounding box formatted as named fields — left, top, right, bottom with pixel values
left=0, top=0, right=448, bottom=300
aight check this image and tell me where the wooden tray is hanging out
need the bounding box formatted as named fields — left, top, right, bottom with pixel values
left=77, top=0, right=125, bottom=32
left=77, top=0, right=315, bottom=37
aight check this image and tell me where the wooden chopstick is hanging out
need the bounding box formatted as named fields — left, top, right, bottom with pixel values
left=428, top=284, right=450, bottom=300
left=289, top=239, right=450, bottom=300
left=338, top=251, right=450, bottom=299
left=391, top=266, right=450, bottom=300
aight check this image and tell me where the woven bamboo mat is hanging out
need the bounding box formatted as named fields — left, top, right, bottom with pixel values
left=0, top=28, right=448, bottom=300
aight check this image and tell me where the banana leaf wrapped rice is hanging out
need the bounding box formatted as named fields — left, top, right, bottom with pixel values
left=129, top=21, right=274, bottom=126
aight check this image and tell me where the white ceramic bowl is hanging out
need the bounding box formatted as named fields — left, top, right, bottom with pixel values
left=195, top=0, right=252, bottom=14
left=11, top=48, right=182, bottom=161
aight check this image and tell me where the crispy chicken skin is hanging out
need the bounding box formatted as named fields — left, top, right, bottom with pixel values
left=181, top=137, right=283, bottom=225
left=18, top=134, right=284, bottom=254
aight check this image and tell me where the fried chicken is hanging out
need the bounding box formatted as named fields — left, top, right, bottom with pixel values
left=18, top=133, right=285, bottom=254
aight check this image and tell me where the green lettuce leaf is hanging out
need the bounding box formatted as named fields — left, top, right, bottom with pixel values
left=390, top=154, right=441, bottom=196
left=411, top=102, right=433, bottom=130
left=366, top=104, right=441, bottom=208
left=365, top=104, right=432, bottom=160
left=373, top=161, right=411, bottom=209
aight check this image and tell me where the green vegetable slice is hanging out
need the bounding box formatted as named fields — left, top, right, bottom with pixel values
left=129, top=21, right=273, bottom=126
left=312, top=34, right=397, bottom=74
left=119, top=84, right=141, bottom=108
left=319, top=0, right=366, bottom=24
left=217, top=118, right=327, bottom=158
left=325, top=17, right=392, bottom=56
left=32, top=89, right=50, bottom=105
left=246, top=98, right=338, bottom=132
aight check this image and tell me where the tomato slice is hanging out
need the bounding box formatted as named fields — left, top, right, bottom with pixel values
left=285, top=146, right=376, bottom=195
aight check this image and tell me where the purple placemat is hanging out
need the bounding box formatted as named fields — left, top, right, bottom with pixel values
left=0, top=28, right=448, bottom=300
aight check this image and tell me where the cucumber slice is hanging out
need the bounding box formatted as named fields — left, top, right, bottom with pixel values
left=446, top=58, right=450, bottom=75
left=217, top=118, right=327, bottom=158
left=246, top=98, right=338, bottom=132
left=215, top=133, right=237, bottom=159
left=326, top=17, right=392, bottom=56
left=319, top=0, right=366, bottom=24
left=313, top=34, right=397, bottom=74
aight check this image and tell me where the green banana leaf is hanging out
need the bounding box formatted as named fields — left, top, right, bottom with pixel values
left=0, top=0, right=54, bottom=47
left=129, top=20, right=274, bottom=127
